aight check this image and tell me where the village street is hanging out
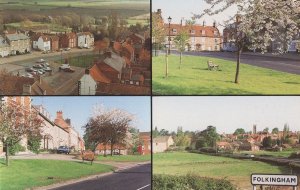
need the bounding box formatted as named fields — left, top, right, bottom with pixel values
left=170, top=51, right=300, bottom=75
left=51, top=163, right=151, bottom=190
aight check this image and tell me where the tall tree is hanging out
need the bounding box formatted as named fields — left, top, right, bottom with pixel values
left=152, top=11, right=166, bottom=56
left=193, top=126, right=219, bottom=149
left=272, top=127, right=279, bottom=134
left=194, top=0, right=300, bottom=83
left=84, top=105, right=133, bottom=157
left=233, top=128, right=246, bottom=135
left=0, top=100, right=43, bottom=166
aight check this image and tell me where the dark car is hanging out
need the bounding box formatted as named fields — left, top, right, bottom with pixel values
left=57, top=146, right=70, bottom=154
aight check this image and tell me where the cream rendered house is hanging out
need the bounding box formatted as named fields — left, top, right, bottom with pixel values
left=153, top=136, right=174, bottom=153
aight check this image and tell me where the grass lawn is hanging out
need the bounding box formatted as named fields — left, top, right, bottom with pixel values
left=152, top=55, right=300, bottom=95
left=97, top=154, right=151, bottom=162
left=153, top=152, right=290, bottom=189
left=58, top=54, right=100, bottom=68
left=239, top=150, right=297, bottom=158
left=0, top=159, right=114, bottom=190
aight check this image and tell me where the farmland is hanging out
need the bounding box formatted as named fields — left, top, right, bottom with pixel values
left=153, top=152, right=291, bottom=189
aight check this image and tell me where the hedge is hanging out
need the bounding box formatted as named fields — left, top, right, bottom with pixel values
left=153, top=174, right=236, bottom=190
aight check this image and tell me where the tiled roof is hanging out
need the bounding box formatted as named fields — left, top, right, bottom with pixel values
left=103, top=52, right=125, bottom=73
left=153, top=136, right=171, bottom=143
left=90, top=64, right=111, bottom=83
left=6, top=33, right=29, bottom=41
left=96, top=82, right=150, bottom=95
left=0, top=75, right=35, bottom=95
left=165, top=24, right=221, bottom=38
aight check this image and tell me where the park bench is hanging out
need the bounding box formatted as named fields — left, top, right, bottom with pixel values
left=207, top=60, right=219, bottom=71
left=81, top=150, right=95, bottom=165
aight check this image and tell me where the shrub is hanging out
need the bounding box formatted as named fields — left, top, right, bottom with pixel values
left=153, top=174, right=236, bottom=190
left=27, top=135, right=42, bottom=154
left=199, top=147, right=217, bottom=153
left=9, top=143, right=26, bottom=155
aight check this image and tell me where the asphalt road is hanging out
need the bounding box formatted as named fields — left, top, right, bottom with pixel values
left=170, top=51, right=300, bottom=75
left=51, top=163, right=151, bottom=190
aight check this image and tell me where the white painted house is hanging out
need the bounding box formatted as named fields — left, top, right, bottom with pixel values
left=77, top=32, right=94, bottom=48
left=32, top=35, right=51, bottom=51
left=153, top=136, right=174, bottom=153
left=78, top=69, right=97, bottom=95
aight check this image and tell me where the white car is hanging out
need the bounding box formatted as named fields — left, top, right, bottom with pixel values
left=36, top=59, right=45, bottom=63
left=37, top=70, right=44, bottom=75
left=59, top=63, right=71, bottom=69
left=25, top=73, right=34, bottom=78
left=44, top=67, right=52, bottom=72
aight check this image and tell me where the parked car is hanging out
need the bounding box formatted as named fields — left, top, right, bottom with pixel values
left=33, top=64, right=43, bottom=69
left=36, top=59, right=45, bottom=63
left=57, top=146, right=70, bottom=154
left=24, top=73, right=33, bottom=78
left=37, top=69, right=45, bottom=75
left=25, top=67, right=33, bottom=72
left=44, top=67, right=52, bottom=72
left=64, top=48, right=71, bottom=51
left=64, top=68, right=75, bottom=73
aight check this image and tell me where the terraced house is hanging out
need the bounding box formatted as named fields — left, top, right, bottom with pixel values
left=0, top=97, right=84, bottom=155
left=5, top=33, right=31, bottom=55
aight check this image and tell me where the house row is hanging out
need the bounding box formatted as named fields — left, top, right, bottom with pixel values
left=31, top=32, right=94, bottom=51
left=0, top=31, right=94, bottom=57
left=0, top=97, right=84, bottom=155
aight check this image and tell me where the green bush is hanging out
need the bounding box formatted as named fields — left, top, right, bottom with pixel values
left=153, top=174, right=236, bottom=190
left=9, top=143, right=26, bottom=155
left=27, top=136, right=42, bottom=154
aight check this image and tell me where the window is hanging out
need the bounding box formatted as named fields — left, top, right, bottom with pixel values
left=172, top=29, right=177, bottom=34
left=215, top=46, right=218, bottom=50
left=215, top=39, right=218, bottom=43
left=202, top=30, right=206, bottom=35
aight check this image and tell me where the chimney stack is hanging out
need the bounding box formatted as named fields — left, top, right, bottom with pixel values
left=22, top=84, right=32, bottom=95
left=65, top=118, right=71, bottom=126
left=85, top=68, right=90, bottom=75
left=157, top=9, right=161, bottom=14
left=56, top=111, right=63, bottom=119
left=253, top=125, right=257, bottom=134
left=203, top=20, right=206, bottom=27
left=213, top=21, right=216, bottom=28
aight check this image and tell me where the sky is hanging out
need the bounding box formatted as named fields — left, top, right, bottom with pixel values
left=32, top=96, right=151, bottom=136
left=152, top=0, right=238, bottom=33
left=153, top=96, right=300, bottom=134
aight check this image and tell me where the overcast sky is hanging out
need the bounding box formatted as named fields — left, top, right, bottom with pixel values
left=153, top=96, right=300, bottom=134
left=32, top=96, right=151, bottom=136
left=152, top=0, right=238, bottom=33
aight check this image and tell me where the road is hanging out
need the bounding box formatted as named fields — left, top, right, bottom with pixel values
left=170, top=51, right=300, bottom=75
left=51, top=163, right=151, bottom=190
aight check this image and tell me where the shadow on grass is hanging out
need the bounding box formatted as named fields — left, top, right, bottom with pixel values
left=284, top=81, right=300, bottom=85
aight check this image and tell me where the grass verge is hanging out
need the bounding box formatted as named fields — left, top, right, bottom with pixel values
left=152, top=55, right=300, bottom=95
left=0, top=159, right=114, bottom=190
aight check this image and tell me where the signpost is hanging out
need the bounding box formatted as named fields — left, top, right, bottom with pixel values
left=251, top=174, right=298, bottom=190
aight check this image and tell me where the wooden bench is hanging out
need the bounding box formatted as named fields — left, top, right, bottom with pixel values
left=207, top=60, right=219, bottom=70
left=81, top=150, right=95, bottom=165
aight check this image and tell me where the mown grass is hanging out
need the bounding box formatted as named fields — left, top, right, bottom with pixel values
left=153, top=152, right=290, bottom=189
left=152, top=55, right=300, bottom=95
left=0, top=159, right=114, bottom=190
left=58, top=54, right=99, bottom=68
left=239, top=150, right=298, bottom=158
left=97, top=154, right=151, bottom=162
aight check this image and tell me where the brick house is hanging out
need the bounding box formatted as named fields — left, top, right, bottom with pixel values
left=59, top=32, right=77, bottom=48
left=165, top=22, right=222, bottom=51
left=49, top=35, right=59, bottom=51
left=139, top=132, right=151, bottom=155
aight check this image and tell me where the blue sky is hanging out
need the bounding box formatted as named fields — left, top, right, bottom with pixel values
left=152, top=0, right=238, bottom=32
left=32, top=96, right=151, bottom=136
left=153, top=96, right=300, bottom=134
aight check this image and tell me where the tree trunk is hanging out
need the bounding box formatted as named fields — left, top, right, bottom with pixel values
left=179, top=52, right=182, bottom=69
left=234, top=48, right=242, bottom=84
left=110, top=143, right=113, bottom=156
left=165, top=51, right=168, bottom=78
left=103, top=143, right=107, bottom=157
left=5, top=143, right=9, bottom=166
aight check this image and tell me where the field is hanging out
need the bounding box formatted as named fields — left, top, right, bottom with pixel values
left=152, top=55, right=300, bottom=95
left=97, top=154, right=151, bottom=162
left=0, top=159, right=114, bottom=190
left=6, top=22, right=71, bottom=32
left=153, top=152, right=290, bottom=189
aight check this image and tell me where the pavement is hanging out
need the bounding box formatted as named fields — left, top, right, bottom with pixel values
left=168, top=50, right=300, bottom=75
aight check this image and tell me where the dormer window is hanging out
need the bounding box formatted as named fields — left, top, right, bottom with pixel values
left=172, top=29, right=177, bottom=34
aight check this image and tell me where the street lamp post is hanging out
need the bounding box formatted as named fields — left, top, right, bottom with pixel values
left=165, top=16, right=172, bottom=78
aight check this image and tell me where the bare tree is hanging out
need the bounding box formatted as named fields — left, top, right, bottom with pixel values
left=0, top=99, right=43, bottom=166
